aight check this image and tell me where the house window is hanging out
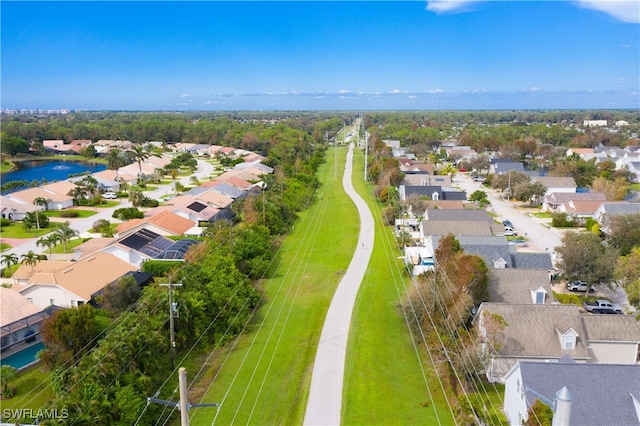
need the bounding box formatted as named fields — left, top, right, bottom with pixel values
left=50, top=298, right=55, bottom=306
left=563, top=333, right=575, bottom=350
left=71, top=300, right=77, bottom=307
left=535, top=291, right=545, bottom=304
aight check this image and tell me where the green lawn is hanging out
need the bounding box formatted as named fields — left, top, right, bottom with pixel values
left=44, top=209, right=97, bottom=219
left=0, top=223, right=59, bottom=239
left=0, top=366, right=54, bottom=418
left=190, top=147, right=358, bottom=425
left=343, top=149, right=455, bottom=425
left=0, top=243, right=11, bottom=252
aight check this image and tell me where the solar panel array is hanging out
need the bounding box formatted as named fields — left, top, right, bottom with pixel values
left=119, top=228, right=173, bottom=257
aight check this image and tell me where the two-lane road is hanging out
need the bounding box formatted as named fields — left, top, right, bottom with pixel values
left=453, top=174, right=564, bottom=265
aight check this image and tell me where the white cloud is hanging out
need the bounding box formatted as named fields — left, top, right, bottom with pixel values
left=574, top=0, right=640, bottom=23
left=339, top=89, right=350, bottom=94
left=426, top=0, right=479, bottom=13
left=530, top=86, right=541, bottom=92
left=409, top=95, right=418, bottom=99
left=180, top=93, right=190, bottom=98
left=389, top=89, right=401, bottom=94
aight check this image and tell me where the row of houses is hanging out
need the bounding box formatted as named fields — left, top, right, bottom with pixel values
left=1, top=148, right=273, bottom=359
left=388, top=148, right=640, bottom=425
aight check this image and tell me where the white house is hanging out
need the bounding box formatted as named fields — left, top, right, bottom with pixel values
left=503, top=357, right=640, bottom=426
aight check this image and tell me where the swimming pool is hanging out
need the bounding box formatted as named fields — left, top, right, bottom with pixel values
left=0, top=342, right=45, bottom=370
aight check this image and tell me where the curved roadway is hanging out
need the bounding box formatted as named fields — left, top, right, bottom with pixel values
left=304, top=143, right=374, bottom=425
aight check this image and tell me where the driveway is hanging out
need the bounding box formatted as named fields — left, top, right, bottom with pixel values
left=304, top=144, right=374, bottom=425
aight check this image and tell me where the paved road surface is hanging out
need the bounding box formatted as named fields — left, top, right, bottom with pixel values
left=304, top=144, right=374, bottom=426
left=453, top=174, right=564, bottom=264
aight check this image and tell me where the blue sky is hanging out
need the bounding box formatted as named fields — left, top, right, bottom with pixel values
left=1, top=1, right=639, bottom=110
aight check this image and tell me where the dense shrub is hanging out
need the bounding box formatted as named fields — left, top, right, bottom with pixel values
left=0, top=218, right=10, bottom=227
left=551, top=212, right=576, bottom=228
left=59, top=210, right=80, bottom=218
left=112, top=207, right=144, bottom=221
left=141, top=260, right=181, bottom=277
left=140, top=197, right=159, bottom=208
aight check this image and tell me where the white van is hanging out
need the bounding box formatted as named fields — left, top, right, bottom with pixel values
left=504, top=226, right=517, bottom=236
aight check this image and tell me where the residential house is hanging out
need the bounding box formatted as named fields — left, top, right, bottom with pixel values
left=404, top=246, right=435, bottom=275
left=490, top=161, right=525, bottom=175
left=15, top=253, right=137, bottom=308
left=430, top=235, right=515, bottom=269
left=557, top=200, right=605, bottom=222
left=421, top=220, right=494, bottom=240
left=531, top=176, right=576, bottom=195
left=475, top=302, right=640, bottom=383
left=475, top=303, right=590, bottom=382
left=0, top=195, right=37, bottom=220
left=424, top=208, right=494, bottom=223
left=593, top=202, right=640, bottom=233
left=542, top=192, right=606, bottom=212
left=503, top=358, right=640, bottom=426
left=400, top=185, right=467, bottom=202
left=101, top=228, right=176, bottom=267
left=7, top=181, right=77, bottom=211
left=565, top=147, right=595, bottom=157
left=115, top=210, right=198, bottom=238
left=42, top=140, right=78, bottom=155
left=0, top=287, right=48, bottom=352
left=403, top=174, right=451, bottom=187
left=488, top=269, right=553, bottom=305
left=583, top=120, right=608, bottom=127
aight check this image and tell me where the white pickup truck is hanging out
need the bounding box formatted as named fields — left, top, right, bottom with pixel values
left=583, top=299, right=622, bottom=313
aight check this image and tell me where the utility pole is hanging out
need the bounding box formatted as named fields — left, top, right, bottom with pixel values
left=160, top=282, right=182, bottom=369
left=147, top=367, right=219, bottom=426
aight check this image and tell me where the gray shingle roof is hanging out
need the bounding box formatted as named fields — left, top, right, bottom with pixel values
left=518, top=361, right=640, bottom=426
left=580, top=315, right=640, bottom=342
left=422, top=220, right=493, bottom=236
left=511, top=253, right=554, bottom=270
left=600, top=202, right=640, bottom=216
left=489, top=269, right=553, bottom=304
left=426, top=209, right=493, bottom=223
left=477, top=303, right=590, bottom=359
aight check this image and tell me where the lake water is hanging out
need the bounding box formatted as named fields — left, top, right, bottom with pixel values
left=1, top=160, right=106, bottom=189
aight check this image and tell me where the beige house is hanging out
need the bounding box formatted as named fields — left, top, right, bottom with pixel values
left=475, top=303, right=640, bottom=383
left=15, top=253, right=136, bottom=309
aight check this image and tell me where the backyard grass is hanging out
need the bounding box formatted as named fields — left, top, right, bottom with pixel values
left=189, top=147, right=359, bottom=425
left=0, top=365, right=54, bottom=419
left=343, top=149, right=456, bottom=425
left=0, top=243, right=11, bottom=252
left=531, top=212, right=551, bottom=218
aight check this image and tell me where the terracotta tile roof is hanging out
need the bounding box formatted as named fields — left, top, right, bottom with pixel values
left=116, top=218, right=146, bottom=234
left=51, top=253, right=136, bottom=301
left=14, top=254, right=136, bottom=301
left=147, top=210, right=195, bottom=235
left=0, top=287, right=43, bottom=327
left=195, top=191, right=234, bottom=208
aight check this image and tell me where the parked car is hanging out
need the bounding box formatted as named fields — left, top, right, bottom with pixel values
left=583, top=299, right=622, bottom=313
left=103, top=192, right=118, bottom=199
left=508, top=239, right=528, bottom=247
left=502, top=220, right=513, bottom=228
left=504, top=225, right=517, bottom=236
left=567, top=281, right=594, bottom=293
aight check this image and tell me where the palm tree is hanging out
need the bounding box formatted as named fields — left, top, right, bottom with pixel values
left=106, top=148, right=126, bottom=182
left=21, top=250, right=40, bottom=274
left=55, top=221, right=80, bottom=252
left=32, top=197, right=49, bottom=232
left=1, top=253, right=19, bottom=284
left=129, top=143, right=151, bottom=185
left=0, top=365, right=17, bottom=397
left=44, top=233, right=61, bottom=259
left=170, top=168, right=179, bottom=196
